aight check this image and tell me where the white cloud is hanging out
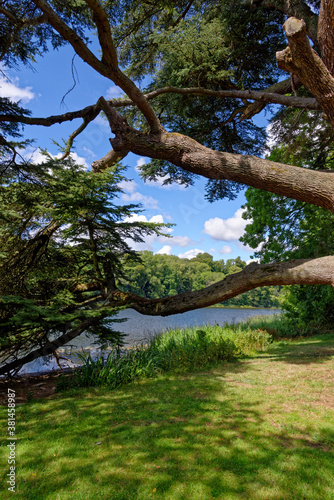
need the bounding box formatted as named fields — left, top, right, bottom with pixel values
left=150, top=214, right=164, bottom=223
left=178, top=249, right=205, bottom=260
left=119, top=179, right=159, bottom=209
left=25, top=148, right=90, bottom=170
left=156, top=245, right=172, bottom=255
left=264, top=123, right=276, bottom=155
left=135, top=157, right=146, bottom=170
left=106, top=86, right=124, bottom=99
left=219, top=245, right=233, bottom=254
left=124, top=214, right=165, bottom=224
left=203, top=208, right=248, bottom=241
left=159, top=235, right=194, bottom=247
left=237, top=240, right=264, bottom=253
left=0, top=72, right=34, bottom=103
left=56, top=152, right=90, bottom=170
left=246, top=258, right=260, bottom=265
left=26, top=148, right=49, bottom=164
left=122, top=191, right=159, bottom=210
left=124, top=214, right=150, bottom=223
left=118, top=179, right=137, bottom=194
left=123, top=214, right=167, bottom=251
left=124, top=214, right=194, bottom=254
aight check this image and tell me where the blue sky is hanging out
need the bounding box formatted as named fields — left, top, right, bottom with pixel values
left=1, top=43, right=269, bottom=263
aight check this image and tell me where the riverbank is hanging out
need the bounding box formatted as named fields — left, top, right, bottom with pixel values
left=5, top=307, right=279, bottom=377
left=0, top=314, right=281, bottom=404
left=0, top=331, right=333, bottom=499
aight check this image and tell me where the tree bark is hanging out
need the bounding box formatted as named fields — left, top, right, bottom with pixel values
left=277, top=17, right=334, bottom=127
left=126, top=133, right=334, bottom=211
left=318, top=0, right=334, bottom=75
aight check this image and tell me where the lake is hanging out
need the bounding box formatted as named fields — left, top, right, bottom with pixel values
left=16, top=307, right=280, bottom=375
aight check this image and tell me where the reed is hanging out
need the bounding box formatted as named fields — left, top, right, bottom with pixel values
left=56, top=323, right=272, bottom=391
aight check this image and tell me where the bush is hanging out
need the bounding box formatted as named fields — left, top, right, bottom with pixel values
left=280, top=285, right=334, bottom=330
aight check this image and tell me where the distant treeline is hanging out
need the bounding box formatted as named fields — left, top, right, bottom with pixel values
left=120, top=251, right=281, bottom=308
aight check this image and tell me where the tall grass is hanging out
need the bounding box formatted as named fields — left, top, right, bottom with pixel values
left=241, top=313, right=334, bottom=338
left=56, top=323, right=272, bottom=391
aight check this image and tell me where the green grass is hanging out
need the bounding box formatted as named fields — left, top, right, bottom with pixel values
left=0, top=328, right=333, bottom=499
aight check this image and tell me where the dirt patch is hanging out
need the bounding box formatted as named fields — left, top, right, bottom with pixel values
left=0, top=370, right=72, bottom=405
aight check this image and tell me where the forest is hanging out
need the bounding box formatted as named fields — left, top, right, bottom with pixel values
left=121, top=251, right=281, bottom=308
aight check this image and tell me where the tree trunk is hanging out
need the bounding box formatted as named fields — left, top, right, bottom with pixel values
left=277, top=17, right=334, bottom=127
left=318, top=0, right=334, bottom=76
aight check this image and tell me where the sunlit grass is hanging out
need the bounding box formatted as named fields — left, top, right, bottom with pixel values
left=0, top=331, right=333, bottom=499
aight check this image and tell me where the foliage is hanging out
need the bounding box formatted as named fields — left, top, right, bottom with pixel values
left=279, top=285, right=334, bottom=329
left=0, top=155, right=168, bottom=369
left=116, top=1, right=286, bottom=199
left=241, top=107, right=334, bottom=327
left=0, top=0, right=91, bottom=68
left=1, top=0, right=333, bottom=372
left=56, top=322, right=272, bottom=390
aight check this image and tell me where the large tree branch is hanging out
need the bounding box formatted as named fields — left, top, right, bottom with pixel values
left=91, top=149, right=129, bottom=172
left=0, top=87, right=319, bottom=128
left=32, top=0, right=161, bottom=133
left=32, top=0, right=104, bottom=73
left=239, top=77, right=303, bottom=120
left=84, top=0, right=118, bottom=69
left=108, top=256, right=334, bottom=316
left=121, top=86, right=318, bottom=111
left=1, top=256, right=333, bottom=375
left=0, top=104, right=101, bottom=127
left=0, top=5, right=47, bottom=26
left=97, top=99, right=334, bottom=212
left=277, top=17, right=334, bottom=126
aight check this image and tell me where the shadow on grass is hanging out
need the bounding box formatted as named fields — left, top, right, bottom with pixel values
left=2, top=357, right=333, bottom=500
left=260, top=333, right=334, bottom=365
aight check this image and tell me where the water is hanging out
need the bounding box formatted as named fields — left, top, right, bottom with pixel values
left=13, top=307, right=280, bottom=375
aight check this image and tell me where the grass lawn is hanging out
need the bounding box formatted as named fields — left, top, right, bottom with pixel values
left=1, top=333, right=333, bottom=499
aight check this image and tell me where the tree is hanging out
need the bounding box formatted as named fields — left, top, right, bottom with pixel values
left=241, top=103, right=334, bottom=325
left=0, top=156, right=167, bottom=374
left=1, top=0, right=334, bottom=373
